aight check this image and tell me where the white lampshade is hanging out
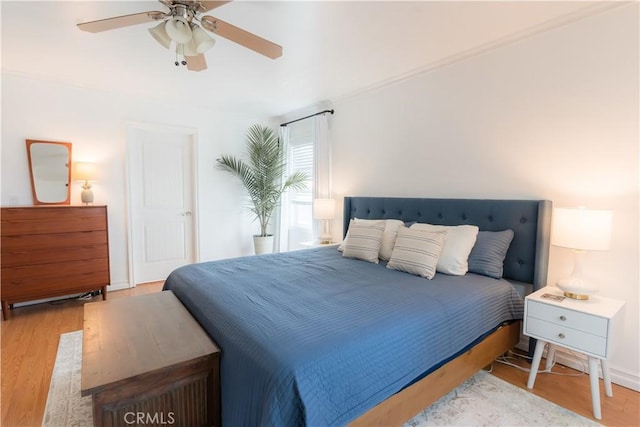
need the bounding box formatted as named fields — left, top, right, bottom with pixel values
left=74, top=162, right=97, bottom=182
left=192, top=25, right=216, bottom=53
left=74, top=162, right=96, bottom=205
left=313, top=199, right=336, bottom=220
left=314, top=198, right=335, bottom=244
left=552, top=207, right=612, bottom=251
left=165, top=17, right=192, bottom=43
left=148, top=21, right=172, bottom=49
left=178, top=39, right=197, bottom=57
left=552, top=207, right=613, bottom=300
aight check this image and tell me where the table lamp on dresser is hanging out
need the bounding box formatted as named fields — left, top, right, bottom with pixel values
left=74, top=161, right=97, bottom=205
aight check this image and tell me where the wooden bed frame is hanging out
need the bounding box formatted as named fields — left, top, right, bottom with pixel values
left=342, top=197, right=552, bottom=426
left=350, top=321, right=520, bottom=426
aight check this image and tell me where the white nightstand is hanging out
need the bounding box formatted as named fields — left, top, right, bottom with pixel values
left=524, top=286, right=624, bottom=420
left=299, top=241, right=340, bottom=248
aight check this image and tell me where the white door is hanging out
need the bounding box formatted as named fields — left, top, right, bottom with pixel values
left=126, top=124, right=197, bottom=285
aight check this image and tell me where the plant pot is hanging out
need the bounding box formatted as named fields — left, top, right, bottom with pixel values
left=253, top=235, right=274, bottom=255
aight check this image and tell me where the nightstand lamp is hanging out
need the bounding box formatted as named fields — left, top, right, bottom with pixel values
left=74, top=162, right=97, bottom=205
left=552, top=207, right=612, bottom=300
left=313, top=198, right=336, bottom=244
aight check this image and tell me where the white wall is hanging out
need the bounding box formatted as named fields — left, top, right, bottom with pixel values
left=330, top=5, right=639, bottom=389
left=1, top=73, right=268, bottom=289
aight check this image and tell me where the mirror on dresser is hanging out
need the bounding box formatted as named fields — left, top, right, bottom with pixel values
left=26, top=140, right=72, bottom=205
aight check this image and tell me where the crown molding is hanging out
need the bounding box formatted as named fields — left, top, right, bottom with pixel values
left=332, top=1, right=631, bottom=106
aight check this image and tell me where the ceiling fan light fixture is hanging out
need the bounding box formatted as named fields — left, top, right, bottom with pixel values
left=178, top=39, right=198, bottom=57
left=165, top=17, right=192, bottom=43
left=192, top=25, right=216, bottom=53
left=148, top=21, right=172, bottom=49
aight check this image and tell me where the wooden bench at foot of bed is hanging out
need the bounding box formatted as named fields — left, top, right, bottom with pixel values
left=81, top=291, right=221, bottom=427
left=350, top=320, right=521, bottom=426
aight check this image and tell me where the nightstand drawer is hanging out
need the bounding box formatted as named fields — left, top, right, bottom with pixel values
left=526, top=317, right=607, bottom=357
left=527, top=300, right=608, bottom=337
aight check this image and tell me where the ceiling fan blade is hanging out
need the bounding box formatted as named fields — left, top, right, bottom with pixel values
left=201, top=15, right=282, bottom=59
left=77, top=11, right=165, bottom=33
left=186, top=54, right=208, bottom=72
left=199, top=1, right=233, bottom=12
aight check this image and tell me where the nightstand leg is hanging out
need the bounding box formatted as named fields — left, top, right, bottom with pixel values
left=544, top=344, right=556, bottom=371
left=588, top=356, right=602, bottom=420
left=527, top=339, right=546, bottom=389
left=601, top=359, right=613, bottom=397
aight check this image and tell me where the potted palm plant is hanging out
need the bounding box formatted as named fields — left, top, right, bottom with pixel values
left=217, top=124, right=308, bottom=254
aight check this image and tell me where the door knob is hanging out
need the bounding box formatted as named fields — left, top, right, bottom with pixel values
left=182, top=211, right=192, bottom=216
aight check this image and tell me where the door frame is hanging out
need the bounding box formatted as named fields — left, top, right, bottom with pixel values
left=124, top=120, right=199, bottom=288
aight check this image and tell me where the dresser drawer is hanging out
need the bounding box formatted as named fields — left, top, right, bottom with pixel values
left=1, top=231, right=108, bottom=253
left=1, top=216, right=106, bottom=236
left=1, top=258, right=108, bottom=282
left=527, top=300, right=608, bottom=337
left=1, top=271, right=109, bottom=301
left=1, top=206, right=106, bottom=222
left=526, top=317, right=607, bottom=357
left=1, top=244, right=108, bottom=268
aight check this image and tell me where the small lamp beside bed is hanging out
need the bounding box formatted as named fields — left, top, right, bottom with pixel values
left=313, top=198, right=336, bottom=244
left=552, top=207, right=612, bottom=300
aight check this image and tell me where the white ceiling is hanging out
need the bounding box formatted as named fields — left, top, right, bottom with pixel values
left=1, top=1, right=619, bottom=117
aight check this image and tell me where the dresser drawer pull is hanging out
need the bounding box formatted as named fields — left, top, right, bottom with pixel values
left=559, top=315, right=566, bottom=321
left=558, top=333, right=565, bottom=339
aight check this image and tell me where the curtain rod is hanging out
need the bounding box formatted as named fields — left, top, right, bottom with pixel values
left=280, top=109, right=334, bottom=127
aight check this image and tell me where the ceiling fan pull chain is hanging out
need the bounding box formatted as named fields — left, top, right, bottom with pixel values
left=179, top=44, right=187, bottom=66
left=174, top=44, right=187, bottom=67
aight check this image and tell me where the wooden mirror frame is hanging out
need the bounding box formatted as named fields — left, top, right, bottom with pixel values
left=26, top=140, right=72, bottom=205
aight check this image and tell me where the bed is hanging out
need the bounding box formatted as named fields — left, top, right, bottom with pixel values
left=163, top=196, right=551, bottom=426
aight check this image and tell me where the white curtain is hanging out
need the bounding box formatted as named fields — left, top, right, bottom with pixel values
left=275, top=125, right=290, bottom=253
left=312, top=113, right=332, bottom=239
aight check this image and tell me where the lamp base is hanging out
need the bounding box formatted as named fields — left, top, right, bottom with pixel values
left=318, top=233, right=332, bottom=245
left=81, top=188, right=94, bottom=205
left=562, top=291, right=590, bottom=300
left=556, top=275, right=597, bottom=301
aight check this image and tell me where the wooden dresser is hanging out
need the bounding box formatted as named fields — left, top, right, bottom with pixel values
left=1, top=205, right=110, bottom=320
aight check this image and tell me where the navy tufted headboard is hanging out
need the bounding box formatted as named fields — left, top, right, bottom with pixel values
left=343, top=197, right=552, bottom=290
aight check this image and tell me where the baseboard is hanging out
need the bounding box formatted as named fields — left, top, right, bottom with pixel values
left=10, top=294, right=86, bottom=308
left=515, top=336, right=640, bottom=392
left=107, top=281, right=133, bottom=292
left=1, top=282, right=133, bottom=312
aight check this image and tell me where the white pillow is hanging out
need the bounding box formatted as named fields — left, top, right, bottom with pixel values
left=410, top=223, right=479, bottom=275
left=355, top=218, right=404, bottom=260
left=338, top=218, right=404, bottom=260
left=341, top=221, right=385, bottom=264
left=387, top=228, right=446, bottom=279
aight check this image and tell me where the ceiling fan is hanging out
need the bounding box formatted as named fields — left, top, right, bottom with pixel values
left=77, top=0, right=282, bottom=72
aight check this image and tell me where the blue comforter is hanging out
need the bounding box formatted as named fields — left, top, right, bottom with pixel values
left=163, top=246, right=523, bottom=426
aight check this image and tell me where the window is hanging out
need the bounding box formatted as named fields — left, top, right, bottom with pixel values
left=278, top=111, right=332, bottom=252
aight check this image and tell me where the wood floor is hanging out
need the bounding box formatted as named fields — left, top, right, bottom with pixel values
left=2, top=282, right=638, bottom=427
left=490, top=352, right=639, bottom=427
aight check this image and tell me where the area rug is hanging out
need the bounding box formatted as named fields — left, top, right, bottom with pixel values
left=42, top=331, right=92, bottom=427
left=44, top=331, right=600, bottom=426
